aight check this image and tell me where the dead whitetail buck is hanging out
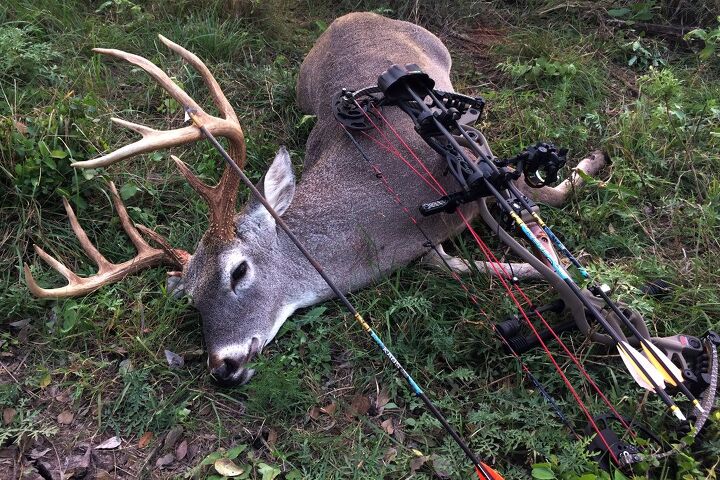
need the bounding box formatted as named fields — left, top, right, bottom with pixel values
left=25, top=13, right=604, bottom=385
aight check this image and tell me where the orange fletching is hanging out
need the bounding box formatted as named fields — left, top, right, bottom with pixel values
left=475, top=463, right=504, bottom=480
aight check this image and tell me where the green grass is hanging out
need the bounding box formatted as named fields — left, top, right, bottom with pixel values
left=1, top=1, right=720, bottom=479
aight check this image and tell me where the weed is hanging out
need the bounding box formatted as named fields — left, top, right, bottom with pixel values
left=0, top=400, right=59, bottom=446
left=684, top=16, right=720, bottom=61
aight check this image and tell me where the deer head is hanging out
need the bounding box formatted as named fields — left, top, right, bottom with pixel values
left=24, top=36, right=298, bottom=386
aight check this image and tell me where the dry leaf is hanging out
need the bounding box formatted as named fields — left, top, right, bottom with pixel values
left=349, top=395, right=370, bottom=416
left=214, top=457, right=244, bottom=477
left=138, top=432, right=153, bottom=449
left=381, top=418, right=394, bottom=435
left=164, top=349, right=185, bottom=369
left=393, top=422, right=405, bottom=444
left=175, top=440, right=188, bottom=461
left=155, top=453, right=175, bottom=468
left=95, top=436, right=122, bottom=450
left=409, top=455, right=429, bottom=473
left=308, top=406, right=321, bottom=420
left=13, top=120, right=27, bottom=135
left=54, top=391, right=71, bottom=403
left=29, top=448, right=50, bottom=460
left=95, top=469, right=113, bottom=480
left=3, top=408, right=16, bottom=425
left=266, top=429, right=277, bottom=447
left=164, top=426, right=183, bottom=450
left=375, top=387, right=390, bottom=415
left=320, top=402, right=337, bottom=416
left=57, top=410, right=74, bottom=425
left=431, top=455, right=452, bottom=479
left=383, top=447, right=398, bottom=464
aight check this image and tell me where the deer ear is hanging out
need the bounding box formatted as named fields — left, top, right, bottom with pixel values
left=261, top=146, right=295, bottom=216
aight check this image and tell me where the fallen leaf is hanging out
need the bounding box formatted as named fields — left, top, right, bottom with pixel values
left=349, top=395, right=370, bottom=417
left=13, top=120, right=28, bottom=135
left=95, top=436, right=122, bottom=450
left=38, top=374, right=51, bottom=389
left=381, top=418, right=394, bottom=435
left=257, top=462, right=281, bottom=480
left=308, top=406, right=321, bottom=420
left=164, top=426, right=184, bottom=450
left=383, top=446, right=397, bottom=463
left=138, top=432, right=153, bottom=449
left=375, top=387, right=390, bottom=415
left=175, top=440, right=188, bottom=461
left=57, top=410, right=74, bottom=425
left=164, top=349, right=185, bottom=369
left=266, top=429, right=277, bottom=447
left=3, top=408, right=16, bottom=425
left=65, top=447, right=91, bottom=478
left=54, top=391, right=71, bottom=403
left=409, top=455, right=429, bottom=473
left=320, top=402, right=336, bottom=416
left=393, top=422, right=405, bottom=443
left=431, top=454, right=452, bottom=479
left=155, top=453, right=175, bottom=468
left=0, top=447, right=17, bottom=459
left=8, top=318, right=31, bottom=329
left=95, top=469, right=113, bottom=480
left=29, top=448, right=50, bottom=460
left=214, top=457, right=244, bottom=477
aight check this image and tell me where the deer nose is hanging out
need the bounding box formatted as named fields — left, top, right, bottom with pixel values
left=209, top=357, right=241, bottom=385
left=208, top=338, right=260, bottom=386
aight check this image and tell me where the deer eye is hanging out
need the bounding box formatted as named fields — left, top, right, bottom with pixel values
left=231, top=261, right=248, bottom=291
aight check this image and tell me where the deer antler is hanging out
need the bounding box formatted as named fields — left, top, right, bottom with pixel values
left=27, top=37, right=246, bottom=298
left=24, top=182, right=188, bottom=298
left=73, top=35, right=246, bottom=242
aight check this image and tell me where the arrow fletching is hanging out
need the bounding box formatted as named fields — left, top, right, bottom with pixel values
left=641, top=340, right=683, bottom=387
left=476, top=463, right=505, bottom=480
left=618, top=341, right=666, bottom=392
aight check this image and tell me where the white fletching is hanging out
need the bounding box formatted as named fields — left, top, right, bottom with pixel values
left=642, top=340, right=684, bottom=387
left=618, top=341, right=666, bottom=392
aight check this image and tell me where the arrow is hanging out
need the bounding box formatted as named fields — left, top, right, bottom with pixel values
left=592, top=285, right=704, bottom=413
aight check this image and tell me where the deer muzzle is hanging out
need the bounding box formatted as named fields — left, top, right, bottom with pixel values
left=208, top=336, right=261, bottom=386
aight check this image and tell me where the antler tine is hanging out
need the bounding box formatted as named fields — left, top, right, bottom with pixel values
left=107, top=181, right=154, bottom=253
left=169, top=154, right=213, bottom=199
left=93, top=47, right=205, bottom=115
left=24, top=183, right=188, bottom=299
left=158, top=35, right=239, bottom=125
left=135, top=224, right=192, bottom=267
left=61, top=197, right=113, bottom=273
left=72, top=123, right=202, bottom=169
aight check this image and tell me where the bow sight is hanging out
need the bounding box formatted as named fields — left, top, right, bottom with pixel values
left=334, top=63, right=719, bottom=469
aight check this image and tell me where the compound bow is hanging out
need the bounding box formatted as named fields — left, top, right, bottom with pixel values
left=333, top=63, right=719, bottom=471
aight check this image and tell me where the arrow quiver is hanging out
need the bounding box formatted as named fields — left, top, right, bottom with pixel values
left=334, top=63, right=718, bottom=471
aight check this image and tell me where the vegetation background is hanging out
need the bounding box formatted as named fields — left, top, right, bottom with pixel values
left=1, top=0, right=719, bottom=479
